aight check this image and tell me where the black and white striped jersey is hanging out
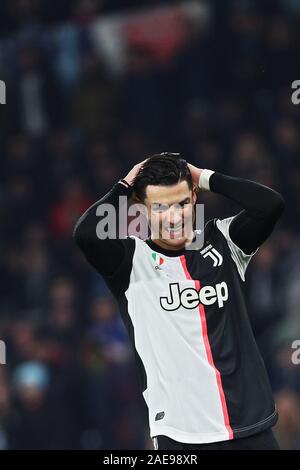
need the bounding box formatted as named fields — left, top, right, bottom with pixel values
left=74, top=171, right=285, bottom=444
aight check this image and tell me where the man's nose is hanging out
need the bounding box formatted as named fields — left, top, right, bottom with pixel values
left=168, top=206, right=183, bottom=225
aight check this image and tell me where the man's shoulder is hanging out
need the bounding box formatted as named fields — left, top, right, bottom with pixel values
left=203, top=217, right=235, bottom=248
left=204, top=216, right=235, bottom=238
left=204, top=217, right=219, bottom=238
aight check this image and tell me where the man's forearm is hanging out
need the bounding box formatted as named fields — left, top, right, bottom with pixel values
left=73, top=182, right=133, bottom=275
left=209, top=172, right=285, bottom=220
left=201, top=170, right=285, bottom=254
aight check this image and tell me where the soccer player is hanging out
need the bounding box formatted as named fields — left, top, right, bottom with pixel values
left=74, top=153, right=284, bottom=450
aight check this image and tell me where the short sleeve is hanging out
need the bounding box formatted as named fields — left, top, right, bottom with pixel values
left=216, top=217, right=259, bottom=281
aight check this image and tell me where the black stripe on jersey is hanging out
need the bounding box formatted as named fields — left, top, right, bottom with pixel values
left=118, top=295, right=147, bottom=395
left=183, top=219, right=277, bottom=438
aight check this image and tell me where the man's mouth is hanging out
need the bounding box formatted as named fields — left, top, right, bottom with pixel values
left=164, top=223, right=184, bottom=234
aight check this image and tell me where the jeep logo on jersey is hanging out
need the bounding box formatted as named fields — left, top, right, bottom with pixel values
left=160, top=282, right=228, bottom=311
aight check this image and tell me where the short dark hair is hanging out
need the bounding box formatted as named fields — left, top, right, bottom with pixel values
left=132, top=152, right=193, bottom=201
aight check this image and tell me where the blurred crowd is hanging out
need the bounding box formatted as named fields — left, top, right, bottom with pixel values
left=0, top=0, right=300, bottom=450
left=0, top=0, right=176, bottom=38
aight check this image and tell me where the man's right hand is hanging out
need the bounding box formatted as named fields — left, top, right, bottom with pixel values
left=121, top=159, right=148, bottom=187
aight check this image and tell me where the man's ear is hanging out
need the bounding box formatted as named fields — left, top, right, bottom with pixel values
left=192, top=186, right=199, bottom=204
left=131, top=191, right=142, bottom=204
left=131, top=193, right=148, bottom=218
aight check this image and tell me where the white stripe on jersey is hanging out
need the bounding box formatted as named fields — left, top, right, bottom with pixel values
left=125, top=236, right=231, bottom=444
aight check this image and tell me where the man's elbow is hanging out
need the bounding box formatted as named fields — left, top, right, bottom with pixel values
left=73, top=217, right=86, bottom=247
left=269, top=192, right=285, bottom=220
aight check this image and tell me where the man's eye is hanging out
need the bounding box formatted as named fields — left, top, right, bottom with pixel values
left=174, top=203, right=188, bottom=210
left=152, top=204, right=169, bottom=212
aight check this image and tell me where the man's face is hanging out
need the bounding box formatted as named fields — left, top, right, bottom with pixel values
left=144, top=180, right=197, bottom=250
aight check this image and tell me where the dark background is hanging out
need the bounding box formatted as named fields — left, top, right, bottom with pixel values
left=0, top=0, right=299, bottom=450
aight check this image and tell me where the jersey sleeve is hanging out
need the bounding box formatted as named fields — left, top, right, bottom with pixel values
left=73, top=182, right=136, bottom=298
left=207, top=171, right=285, bottom=255
left=100, top=237, right=135, bottom=298
left=216, top=217, right=258, bottom=281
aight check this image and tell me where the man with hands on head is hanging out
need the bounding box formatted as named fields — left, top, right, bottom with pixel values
left=74, top=152, right=284, bottom=450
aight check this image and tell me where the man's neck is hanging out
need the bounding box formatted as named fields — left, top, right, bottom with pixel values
left=150, top=230, right=195, bottom=252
